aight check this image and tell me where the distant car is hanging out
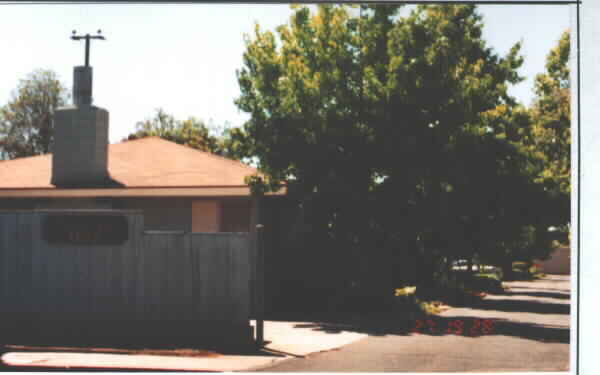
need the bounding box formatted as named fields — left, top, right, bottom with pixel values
left=450, top=259, right=474, bottom=271
left=450, top=260, right=504, bottom=280
left=480, top=265, right=504, bottom=280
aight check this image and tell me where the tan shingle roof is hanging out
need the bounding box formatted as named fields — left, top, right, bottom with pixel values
left=0, top=137, right=258, bottom=189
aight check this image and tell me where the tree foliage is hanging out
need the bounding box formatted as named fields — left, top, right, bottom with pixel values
left=0, top=70, right=69, bottom=159
left=125, top=108, right=240, bottom=159
left=528, top=30, right=571, bottom=198
left=514, top=30, right=571, bottom=249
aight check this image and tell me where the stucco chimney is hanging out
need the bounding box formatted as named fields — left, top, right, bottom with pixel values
left=51, top=66, right=109, bottom=187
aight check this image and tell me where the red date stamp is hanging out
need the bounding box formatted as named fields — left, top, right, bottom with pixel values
left=412, top=319, right=494, bottom=335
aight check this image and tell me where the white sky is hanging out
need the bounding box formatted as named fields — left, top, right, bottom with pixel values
left=0, top=3, right=570, bottom=143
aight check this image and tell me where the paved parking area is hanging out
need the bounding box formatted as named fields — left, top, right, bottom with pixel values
left=260, top=275, right=571, bottom=372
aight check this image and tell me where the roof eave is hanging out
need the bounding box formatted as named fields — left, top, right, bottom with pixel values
left=0, top=186, right=286, bottom=198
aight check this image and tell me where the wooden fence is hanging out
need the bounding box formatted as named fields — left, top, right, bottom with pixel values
left=0, top=210, right=251, bottom=342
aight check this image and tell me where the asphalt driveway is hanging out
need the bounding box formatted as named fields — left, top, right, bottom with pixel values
left=259, top=274, right=571, bottom=372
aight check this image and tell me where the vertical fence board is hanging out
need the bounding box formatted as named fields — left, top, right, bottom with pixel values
left=0, top=215, right=7, bottom=309
left=0, top=215, right=5, bottom=309
left=133, top=214, right=144, bottom=319
left=90, top=242, right=104, bottom=317
left=190, top=235, right=201, bottom=320
left=72, top=241, right=84, bottom=318
left=152, top=235, right=163, bottom=320
left=177, top=235, right=187, bottom=319
left=207, top=235, right=220, bottom=320
left=84, top=247, right=93, bottom=319
left=219, top=234, right=232, bottom=321
left=141, top=235, right=151, bottom=320
left=230, top=233, right=249, bottom=321
left=62, top=245, right=76, bottom=319
left=241, top=234, right=251, bottom=321
left=171, top=234, right=185, bottom=320
left=194, top=234, right=209, bottom=320
left=160, top=235, right=170, bottom=322
left=30, top=214, right=43, bottom=317
left=164, top=237, right=173, bottom=320
left=13, top=214, right=25, bottom=316
left=63, top=246, right=75, bottom=317
left=110, top=243, right=123, bottom=320
left=206, top=235, right=218, bottom=320
left=16, top=214, right=32, bottom=316
left=181, top=234, right=193, bottom=322
left=158, top=234, right=169, bottom=321
left=145, top=235, right=160, bottom=321
left=123, top=215, right=136, bottom=322
left=28, top=214, right=39, bottom=317
left=190, top=234, right=201, bottom=322
left=44, top=240, right=59, bottom=317
left=229, top=235, right=239, bottom=321
left=87, top=244, right=97, bottom=317
left=8, top=214, right=18, bottom=311
left=50, top=245, right=62, bottom=316
left=0, top=214, right=13, bottom=313
left=39, top=214, right=51, bottom=317
left=135, top=225, right=146, bottom=322
left=226, top=235, right=235, bottom=321
left=146, top=235, right=157, bottom=321
left=46, top=241, right=59, bottom=317
left=219, top=235, right=230, bottom=320
left=0, top=215, right=9, bottom=311
left=103, top=246, right=113, bottom=318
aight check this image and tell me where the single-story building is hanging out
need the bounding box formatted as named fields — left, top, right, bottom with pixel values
left=0, top=136, right=281, bottom=232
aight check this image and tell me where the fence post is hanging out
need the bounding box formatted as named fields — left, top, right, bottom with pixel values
left=256, top=223, right=265, bottom=347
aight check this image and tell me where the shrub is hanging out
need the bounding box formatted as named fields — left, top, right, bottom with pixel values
left=471, top=273, right=503, bottom=292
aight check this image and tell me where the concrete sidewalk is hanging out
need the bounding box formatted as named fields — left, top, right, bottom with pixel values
left=1, top=320, right=367, bottom=372
left=257, top=320, right=366, bottom=358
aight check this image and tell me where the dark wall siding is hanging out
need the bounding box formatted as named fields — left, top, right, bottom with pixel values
left=113, top=198, right=193, bottom=232
left=37, top=198, right=111, bottom=209
left=221, top=198, right=251, bottom=232
left=0, top=197, right=254, bottom=233
left=114, top=197, right=253, bottom=233
left=0, top=199, right=38, bottom=210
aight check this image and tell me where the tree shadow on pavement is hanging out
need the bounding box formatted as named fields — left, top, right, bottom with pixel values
left=452, top=298, right=570, bottom=315
left=507, top=286, right=571, bottom=293
left=267, top=285, right=570, bottom=344
left=276, top=314, right=570, bottom=344
left=502, top=290, right=570, bottom=300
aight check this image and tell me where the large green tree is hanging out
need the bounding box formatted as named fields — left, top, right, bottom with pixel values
left=0, top=70, right=69, bottom=159
left=235, top=4, right=530, bottom=296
